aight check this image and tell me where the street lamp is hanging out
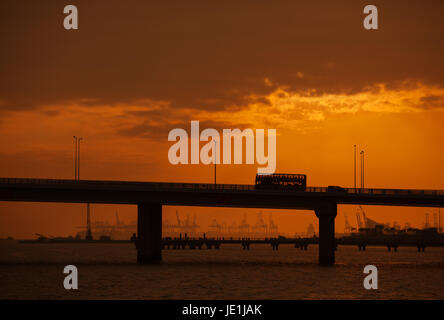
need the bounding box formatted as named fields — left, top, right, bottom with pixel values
left=214, top=139, right=217, bottom=186
left=73, top=136, right=78, bottom=180
left=77, top=137, right=83, bottom=180
left=73, top=136, right=90, bottom=240
left=354, top=145, right=357, bottom=190
left=360, top=150, right=364, bottom=190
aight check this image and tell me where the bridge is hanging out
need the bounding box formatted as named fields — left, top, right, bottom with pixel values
left=1, top=177, right=443, bottom=265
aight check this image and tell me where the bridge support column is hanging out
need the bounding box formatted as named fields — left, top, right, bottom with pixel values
left=315, top=203, right=337, bottom=266
left=137, top=203, right=162, bottom=264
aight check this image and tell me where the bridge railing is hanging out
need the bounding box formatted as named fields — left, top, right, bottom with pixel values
left=1, top=177, right=443, bottom=196
left=344, top=188, right=443, bottom=196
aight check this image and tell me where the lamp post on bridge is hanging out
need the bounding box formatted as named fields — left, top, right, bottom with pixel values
left=73, top=136, right=91, bottom=240
left=354, top=145, right=357, bottom=190
left=73, top=136, right=83, bottom=181
left=73, top=136, right=78, bottom=180
left=214, top=139, right=217, bottom=186
left=360, top=150, right=365, bottom=190
left=77, top=137, right=83, bottom=181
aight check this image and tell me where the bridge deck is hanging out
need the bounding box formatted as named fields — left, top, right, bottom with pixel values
left=0, top=177, right=443, bottom=208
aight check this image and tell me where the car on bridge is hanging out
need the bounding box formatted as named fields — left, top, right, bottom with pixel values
left=327, top=185, right=347, bottom=193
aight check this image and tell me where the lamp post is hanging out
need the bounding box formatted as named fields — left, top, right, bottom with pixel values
left=77, top=137, right=83, bottom=181
left=360, top=150, right=364, bottom=190
left=73, top=136, right=90, bottom=240
left=73, top=136, right=78, bottom=180
left=214, top=139, right=217, bottom=186
left=354, top=145, right=356, bottom=190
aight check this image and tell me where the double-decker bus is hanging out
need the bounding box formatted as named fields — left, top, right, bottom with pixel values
left=255, top=173, right=307, bottom=191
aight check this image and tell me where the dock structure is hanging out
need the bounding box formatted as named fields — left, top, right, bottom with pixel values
left=18, top=234, right=444, bottom=253
left=158, top=237, right=315, bottom=251
left=156, top=235, right=444, bottom=252
left=337, top=234, right=444, bottom=252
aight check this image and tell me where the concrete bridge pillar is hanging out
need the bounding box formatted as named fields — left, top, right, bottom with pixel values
left=136, top=203, right=162, bottom=264
left=315, top=202, right=337, bottom=266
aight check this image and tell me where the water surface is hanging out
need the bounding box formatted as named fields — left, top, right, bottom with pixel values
left=0, top=241, right=442, bottom=299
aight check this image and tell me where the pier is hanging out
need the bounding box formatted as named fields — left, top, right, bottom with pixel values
left=18, top=234, right=444, bottom=253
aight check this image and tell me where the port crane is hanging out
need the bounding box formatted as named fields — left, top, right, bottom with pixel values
left=355, top=205, right=369, bottom=230
left=85, top=203, right=92, bottom=240
left=238, top=213, right=250, bottom=236
left=344, top=213, right=354, bottom=233
left=176, top=210, right=181, bottom=227
left=115, top=211, right=121, bottom=227
left=356, top=212, right=363, bottom=230
left=263, top=212, right=278, bottom=237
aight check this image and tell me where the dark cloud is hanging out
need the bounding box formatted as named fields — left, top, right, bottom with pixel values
left=119, top=116, right=254, bottom=140
left=1, top=0, right=444, bottom=112
left=419, top=95, right=444, bottom=109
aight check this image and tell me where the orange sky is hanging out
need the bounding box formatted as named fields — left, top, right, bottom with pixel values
left=0, top=1, right=443, bottom=238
